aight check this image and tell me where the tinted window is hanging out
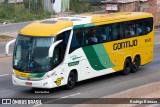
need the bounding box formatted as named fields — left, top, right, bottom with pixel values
left=144, top=18, right=153, bottom=34
left=87, top=27, right=99, bottom=45
left=124, top=21, right=136, bottom=38
left=53, top=30, right=70, bottom=65
left=111, top=23, right=124, bottom=40
left=135, top=20, right=145, bottom=36
left=99, top=25, right=111, bottom=42
left=70, top=29, right=84, bottom=53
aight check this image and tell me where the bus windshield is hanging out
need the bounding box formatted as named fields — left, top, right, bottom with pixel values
left=13, top=30, right=70, bottom=73
left=13, top=35, right=55, bottom=73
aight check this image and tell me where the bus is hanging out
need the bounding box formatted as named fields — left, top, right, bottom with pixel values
left=7, top=12, right=154, bottom=89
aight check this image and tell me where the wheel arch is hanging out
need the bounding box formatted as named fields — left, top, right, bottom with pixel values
left=134, top=54, right=141, bottom=65
left=69, top=69, right=78, bottom=82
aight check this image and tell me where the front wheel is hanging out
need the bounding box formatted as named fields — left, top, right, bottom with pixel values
left=122, top=58, right=132, bottom=75
left=65, top=72, right=76, bottom=90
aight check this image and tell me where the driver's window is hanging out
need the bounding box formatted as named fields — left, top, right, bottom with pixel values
left=52, top=30, right=71, bottom=66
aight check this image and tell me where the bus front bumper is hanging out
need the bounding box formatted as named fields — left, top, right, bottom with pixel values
left=12, top=74, right=54, bottom=89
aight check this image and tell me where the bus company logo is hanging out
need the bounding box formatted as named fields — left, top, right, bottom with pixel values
left=2, top=99, right=11, bottom=104
left=55, top=77, right=63, bottom=86
left=113, top=39, right=138, bottom=50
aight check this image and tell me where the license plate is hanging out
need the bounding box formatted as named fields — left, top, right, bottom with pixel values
left=25, top=82, right=32, bottom=86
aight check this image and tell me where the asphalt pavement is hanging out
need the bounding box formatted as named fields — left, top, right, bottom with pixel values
left=0, top=22, right=32, bottom=34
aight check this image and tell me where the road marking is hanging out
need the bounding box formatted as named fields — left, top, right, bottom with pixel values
left=33, top=104, right=42, bottom=107
left=0, top=74, right=10, bottom=77
left=155, top=42, right=160, bottom=45
left=61, top=93, right=81, bottom=98
left=0, top=87, right=23, bottom=94
left=33, top=93, right=81, bottom=107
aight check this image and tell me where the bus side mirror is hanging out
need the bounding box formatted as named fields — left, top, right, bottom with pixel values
left=48, top=40, right=63, bottom=58
left=5, top=39, right=16, bottom=55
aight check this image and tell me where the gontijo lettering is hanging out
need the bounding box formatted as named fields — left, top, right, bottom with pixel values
left=113, top=39, right=138, bottom=50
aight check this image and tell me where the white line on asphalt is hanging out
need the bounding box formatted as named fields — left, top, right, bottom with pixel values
left=0, top=87, right=23, bottom=94
left=61, top=93, right=81, bottom=98
left=33, top=93, right=81, bottom=107
left=33, top=103, right=42, bottom=107
left=0, top=74, right=10, bottom=77
left=155, top=42, right=160, bottom=45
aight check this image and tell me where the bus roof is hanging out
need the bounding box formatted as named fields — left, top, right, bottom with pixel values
left=19, top=12, right=153, bottom=37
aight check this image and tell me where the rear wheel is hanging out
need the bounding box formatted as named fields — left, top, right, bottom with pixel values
left=65, top=72, right=76, bottom=90
left=131, top=56, right=140, bottom=73
left=122, top=58, right=132, bottom=75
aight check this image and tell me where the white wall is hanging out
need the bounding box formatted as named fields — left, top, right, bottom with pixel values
left=52, top=0, right=62, bottom=13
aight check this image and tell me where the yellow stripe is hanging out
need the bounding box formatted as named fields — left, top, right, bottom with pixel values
left=13, top=69, right=30, bottom=78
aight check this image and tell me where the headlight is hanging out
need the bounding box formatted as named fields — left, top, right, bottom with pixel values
left=41, top=72, right=56, bottom=80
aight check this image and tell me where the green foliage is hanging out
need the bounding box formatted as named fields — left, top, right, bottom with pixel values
left=0, top=1, right=51, bottom=23
left=0, top=35, right=13, bottom=39
left=70, top=0, right=101, bottom=13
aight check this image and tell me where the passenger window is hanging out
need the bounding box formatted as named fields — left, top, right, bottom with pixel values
left=136, top=20, right=145, bottom=36
left=124, top=21, right=136, bottom=38
left=87, top=27, right=98, bottom=45
left=84, top=28, right=90, bottom=46
left=144, top=18, right=153, bottom=34
left=99, top=25, right=111, bottom=42
left=112, top=24, right=118, bottom=40
left=84, top=27, right=99, bottom=45
left=111, top=23, right=124, bottom=40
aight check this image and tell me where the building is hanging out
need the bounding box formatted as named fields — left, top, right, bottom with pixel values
left=104, top=0, right=160, bottom=25
left=104, top=0, right=148, bottom=13
left=44, top=0, right=70, bottom=13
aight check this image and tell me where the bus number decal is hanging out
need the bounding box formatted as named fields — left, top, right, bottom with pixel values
left=145, top=38, right=151, bottom=42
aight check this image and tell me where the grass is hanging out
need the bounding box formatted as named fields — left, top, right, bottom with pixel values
left=70, top=0, right=102, bottom=13
left=0, top=35, right=13, bottom=39
left=0, top=1, right=102, bottom=23
left=0, top=3, right=52, bottom=24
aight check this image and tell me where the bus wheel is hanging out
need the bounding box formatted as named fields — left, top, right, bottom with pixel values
left=122, top=58, right=131, bottom=75
left=131, top=56, right=140, bottom=73
left=65, top=72, right=76, bottom=90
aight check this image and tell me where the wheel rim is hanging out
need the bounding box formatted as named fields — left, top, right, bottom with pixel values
left=133, top=58, right=139, bottom=70
left=68, top=75, right=75, bottom=87
left=125, top=61, right=131, bottom=72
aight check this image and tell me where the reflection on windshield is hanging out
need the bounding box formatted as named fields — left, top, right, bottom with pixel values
left=13, top=35, right=54, bottom=73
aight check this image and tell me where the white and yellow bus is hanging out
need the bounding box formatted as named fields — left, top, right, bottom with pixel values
left=8, top=12, right=154, bottom=89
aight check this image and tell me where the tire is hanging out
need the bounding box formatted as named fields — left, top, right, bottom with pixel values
left=65, top=72, right=76, bottom=90
left=131, top=56, right=140, bottom=73
left=122, top=58, right=132, bottom=75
